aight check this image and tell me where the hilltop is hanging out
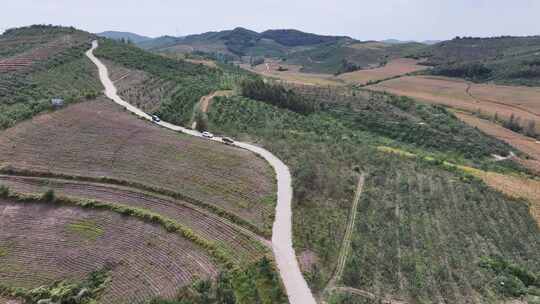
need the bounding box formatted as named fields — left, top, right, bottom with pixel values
left=0, top=25, right=101, bottom=129
left=139, top=27, right=425, bottom=74
left=96, top=30, right=152, bottom=43
left=2, top=25, right=540, bottom=304
left=415, top=35, right=540, bottom=85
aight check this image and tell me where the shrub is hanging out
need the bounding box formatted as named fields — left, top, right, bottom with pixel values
left=42, top=189, right=56, bottom=203
left=0, top=185, right=9, bottom=198
left=239, top=79, right=319, bottom=114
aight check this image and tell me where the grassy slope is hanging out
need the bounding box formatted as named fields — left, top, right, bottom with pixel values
left=0, top=26, right=102, bottom=130
left=207, top=90, right=540, bottom=303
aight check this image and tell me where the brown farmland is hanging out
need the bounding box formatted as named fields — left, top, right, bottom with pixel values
left=0, top=175, right=268, bottom=263
left=368, top=75, right=540, bottom=133
left=454, top=112, right=540, bottom=174
left=0, top=199, right=218, bottom=304
left=0, top=99, right=275, bottom=231
left=337, top=58, right=427, bottom=85
left=240, top=61, right=344, bottom=86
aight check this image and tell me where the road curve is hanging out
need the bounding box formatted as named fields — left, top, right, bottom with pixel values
left=86, top=40, right=316, bottom=304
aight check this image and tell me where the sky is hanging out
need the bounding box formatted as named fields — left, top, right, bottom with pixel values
left=1, top=0, right=539, bottom=41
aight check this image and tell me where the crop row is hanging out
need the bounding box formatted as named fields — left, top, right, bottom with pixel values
left=0, top=100, right=276, bottom=233
left=0, top=197, right=218, bottom=304
left=343, top=163, right=540, bottom=303
left=0, top=174, right=269, bottom=263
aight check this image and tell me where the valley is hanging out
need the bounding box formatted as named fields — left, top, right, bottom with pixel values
left=1, top=21, right=540, bottom=304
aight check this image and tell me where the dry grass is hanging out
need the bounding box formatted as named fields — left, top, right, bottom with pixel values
left=240, top=58, right=426, bottom=87
left=454, top=111, right=540, bottom=174
left=348, top=42, right=389, bottom=50
left=184, top=58, right=217, bottom=68
left=239, top=62, right=344, bottom=86
left=477, top=171, right=540, bottom=225
left=0, top=99, right=275, bottom=230
left=368, top=75, right=540, bottom=133
left=0, top=199, right=218, bottom=304
left=337, top=58, right=427, bottom=85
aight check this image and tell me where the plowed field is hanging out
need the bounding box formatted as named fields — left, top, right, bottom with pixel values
left=0, top=199, right=218, bottom=304
left=0, top=99, right=275, bottom=231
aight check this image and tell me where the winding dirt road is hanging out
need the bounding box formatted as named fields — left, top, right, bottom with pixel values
left=86, top=40, right=316, bottom=304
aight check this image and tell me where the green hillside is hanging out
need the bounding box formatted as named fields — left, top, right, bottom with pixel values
left=416, top=36, right=540, bottom=85
left=94, top=38, right=235, bottom=125
left=286, top=41, right=425, bottom=74
left=0, top=25, right=101, bottom=129
left=207, top=80, right=540, bottom=303
left=140, top=27, right=426, bottom=75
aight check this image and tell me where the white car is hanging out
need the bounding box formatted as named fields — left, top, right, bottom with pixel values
left=151, top=115, right=160, bottom=122
left=202, top=131, right=214, bottom=138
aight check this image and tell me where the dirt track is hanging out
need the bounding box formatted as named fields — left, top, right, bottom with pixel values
left=86, top=41, right=316, bottom=304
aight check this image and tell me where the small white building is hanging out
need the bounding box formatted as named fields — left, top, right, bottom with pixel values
left=51, top=98, right=64, bottom=107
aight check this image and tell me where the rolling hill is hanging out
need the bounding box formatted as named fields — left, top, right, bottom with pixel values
left=416, top=36, right=540, bottom=85
left=0, top=25, right=101, bottom=130
left=0, top=26, right=286, bottom=304
left=2, top=24, right=540, bottom=304
left=96, top=30, right=152, bottom=43
left=140, top=27, right=426, bottom=74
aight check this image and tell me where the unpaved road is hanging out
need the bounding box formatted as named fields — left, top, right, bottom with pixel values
left=191, top=90, right=233, bottom=129
left=86, top=40, right=316, bottom=304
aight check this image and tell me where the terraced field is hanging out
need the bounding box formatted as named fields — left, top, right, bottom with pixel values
left=0, top=175, right=268, bottom=264
left=0, top=99, right=276, bottom=232
left=0, top=199, right=218, bottom=304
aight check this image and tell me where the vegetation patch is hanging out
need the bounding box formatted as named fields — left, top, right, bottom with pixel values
left=207, top=88, right=540, bottom=303
left=65, top=220, right=104, bottom=241
left=0, top=26, right=101, bottom=130
left=0, top=269, right=110, bottom=304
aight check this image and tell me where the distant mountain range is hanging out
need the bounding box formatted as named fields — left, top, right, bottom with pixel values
left=383, top=39, right=442, bottom=45
left=97, top=31, right=153, bottom=43
left=97, top=27, right=431, bottom=74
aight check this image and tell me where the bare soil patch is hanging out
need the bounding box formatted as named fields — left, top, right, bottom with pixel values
left=0, top=199, right=218, bottom=304
left=368, top=76, right=540, bottom=133
left=338, top=58, right=427, bottom=85
left=454, top=112, right=540, bottom=174
left=0, top=99, right=275, bottom=230
left=239, top=61, right=343, bottom=86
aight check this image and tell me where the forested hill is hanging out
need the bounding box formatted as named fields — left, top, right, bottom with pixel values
left=416, top=36, right=540, bottom=85
left=0, top=25, right=101, bottom=129
left=97, top=31, right=152, bottom=43
left=137, top=27, right=355, bottom=56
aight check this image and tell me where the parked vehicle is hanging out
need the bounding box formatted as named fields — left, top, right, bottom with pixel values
left=151, top=115, right=160, bottom=122
left=222, top=137, right=234, bottom=145
left=202, top=131, right=214, bottom=138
